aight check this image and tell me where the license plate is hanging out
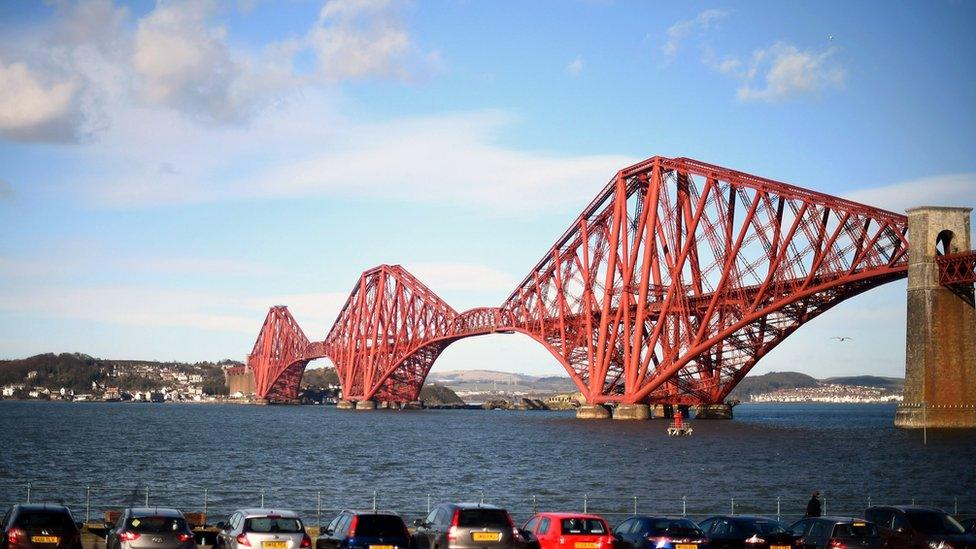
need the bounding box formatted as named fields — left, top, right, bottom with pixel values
left=576, top=543, right=599, bottom=549
left=263, top=542, right=288, bottom=549
left=472, top=532, right=501, bottom=542
left=370, top=545, right=395, bottom=549
left=32, top=537, right=59, bottom=544
left=771, top=545, right=790, bottom=549
left=676, top=544, right=697, bottom=549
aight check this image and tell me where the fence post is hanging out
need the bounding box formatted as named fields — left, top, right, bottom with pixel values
left=731, top=497, right=734, bottom=516
left=146, top=486, right=150, bottom=507
left=583, top=494, right=588, bottom=514
left=954, top=497, right=958, bottom=515
left=372, top=491, right=377, bottom=512
left=823, top=496, right=827, bottom=516
left=682, top=496, right=686, bottom=518
left=427, top=494, right=431, bottom=514
left=261, top=488, right=265, bottom=508
left=776, top=497, right=780, bottom=521
left=204, top=488, right=208, bottom=518
left=633, top=497, right=638, bottom=516
left=480, top=491, right=485, bottom=505
left=317, top=492, right=321, bottom=528
left=86, top=486, right=91, bottom=523
left=533, top=495, right=538, bottom=514
left=868, top=496, right=871, bottom=509
left=27, top=482, right=31, bottom=504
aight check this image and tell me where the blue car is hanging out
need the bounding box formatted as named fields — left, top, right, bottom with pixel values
left=613, top=517, right=709, bottom=549
left=316, top=511, right=411, bottom=549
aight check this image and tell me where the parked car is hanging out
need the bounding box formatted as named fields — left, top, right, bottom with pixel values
left=697, top=516, right=795, bottom=549
left=216, top=509, right=311, bottom=549
left=613, top=516, right=708, bottom=549
left=520, top=513, right=612, bottom=549
left=316, top=510, right=410, bottom=549
left=864, top=506, right=976, bottom=549
left=412, top=503, right=520, bottom=549
left=106, top=508, right=195, bottom=549
left=788, top=517, right=883, bottom=549
left=0, top=504, right=82, bottom=549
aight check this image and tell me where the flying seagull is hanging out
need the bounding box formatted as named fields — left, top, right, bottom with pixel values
left=830, top=336, right=853, bottom=342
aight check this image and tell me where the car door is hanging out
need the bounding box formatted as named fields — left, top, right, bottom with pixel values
left=320, top=515, right=344, bottom=549
left=414, top=510, right=438, bottom=549
left=537, top=518, right=553, bottom=549
left=108, top=511, right=127, bottom=549
left=887, top=512, right=914, bottom=549
left=709, top=519, right=735, bottom=549
left=805, top=521, right=828, bottom=549
left=521, top=517, right=540, bottom=549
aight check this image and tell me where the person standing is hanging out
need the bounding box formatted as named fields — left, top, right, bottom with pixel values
left=806, top=491, right=822, bottom=517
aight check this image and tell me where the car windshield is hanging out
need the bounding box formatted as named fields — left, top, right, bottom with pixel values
left=905, top=511, right=965, bottom=535
left=832, top=523, right=878, bottom=538
left=355, top=515, right=406, bottom=537
left=738, top=520, right=788, bottom=535
left=649, top=519, right=704, bottom=537
left=128, top=517, right=188, bottom=533
left=561, top=519, right=607, bottom=535
left=245, top=517, right=303, bottom=533
left=458, top=510, right=510, bottom=528
left=16, top=512, right=74, bottom=530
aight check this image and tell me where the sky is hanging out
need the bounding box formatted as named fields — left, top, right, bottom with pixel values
left=0, top=0, right=974, bottom=379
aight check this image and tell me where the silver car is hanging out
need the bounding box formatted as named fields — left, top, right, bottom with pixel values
left=412, top=503, right=520, bottom=549
left=216, top=509, right=310, bottom=549
left=106, top=508, right=195, bottom=549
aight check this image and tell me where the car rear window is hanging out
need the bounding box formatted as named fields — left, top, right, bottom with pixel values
left=355, top=515, right=406, bottom=537
left=832, top=522, right=878, bottom=538
left=458, top=510, right=510, bottom=528
left=560, top=518, right=607, bottom=535
left=738, top=520, right=787, bottom=535
left=648, top=519, right=703, bottom=537
left=15, top=512, right=74, bottom=530
left=128, top=517, right=188, bottom=533
left=905, top=511, right=965, bottom=535
left=245, top=517, right=304, bottom=533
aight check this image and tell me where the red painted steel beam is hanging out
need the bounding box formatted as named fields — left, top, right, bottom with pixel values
left=245, top=155, right=918, bottom=406
left=938, top=250, right=976, bottom=285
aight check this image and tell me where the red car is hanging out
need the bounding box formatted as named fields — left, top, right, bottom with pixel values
left=521, top=513, right=614, bottom=549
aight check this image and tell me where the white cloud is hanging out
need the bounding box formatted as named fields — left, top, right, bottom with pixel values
left=843, top=173, right=976, bottom=214
left=406, top=262, right=518, bottom=294
left=305, top=0, right=413, bottom=81
left=662, top=9, right=729, bottom=58
left=731, top=42, right=845, bottom=102
left=0, top=58, right=81, bottom=141
left=565, top=57, right=584, bottom=76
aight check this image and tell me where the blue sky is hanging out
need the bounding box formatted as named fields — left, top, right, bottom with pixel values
left=0, top=0, right=974, bottom=379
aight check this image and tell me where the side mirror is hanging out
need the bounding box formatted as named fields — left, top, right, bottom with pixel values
left=413, top=519, right=425, bottom=528
left=518, top=530, right=532, bottom=540
left=216, top=522, right=226, bottom=530
left=75, top=522, right=84, bottom=530
left=324, top=529, right=333, bottom=535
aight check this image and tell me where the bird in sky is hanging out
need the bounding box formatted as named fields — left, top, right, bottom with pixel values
left=830, top=336, right=853, bottom=342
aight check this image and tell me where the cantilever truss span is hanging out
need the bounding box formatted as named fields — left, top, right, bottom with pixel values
left=248, top=156, right=914, bottom=404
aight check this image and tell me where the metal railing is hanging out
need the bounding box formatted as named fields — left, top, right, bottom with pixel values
left=2, top=482, right=972, bottom=528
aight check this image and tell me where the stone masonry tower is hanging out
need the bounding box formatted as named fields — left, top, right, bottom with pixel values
left=895, top=207, right=976, bottom=428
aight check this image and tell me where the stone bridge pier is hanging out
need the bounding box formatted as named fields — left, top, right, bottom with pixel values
left=896, top=207, right=976, bottom=428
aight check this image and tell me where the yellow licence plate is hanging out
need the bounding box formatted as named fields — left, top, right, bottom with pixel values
left=263, top=542, right=288, bottom=549
left=676, top=545, right=697, bottom=549
left=472, top=532, right=502, bottom=542
left=370, top=545, right=395, bottom=549
left=771, top=545, right=790, bottom=549
left=32, top=537, right=59, bottom=544
left=576, top=543, right=599, bottom=549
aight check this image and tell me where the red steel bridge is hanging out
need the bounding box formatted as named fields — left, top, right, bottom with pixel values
left=247, top=156, right=976, bottom=406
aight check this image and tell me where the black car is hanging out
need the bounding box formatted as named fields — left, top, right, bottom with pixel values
left=0, top=504, right=82, bottom=549
left=613, top=516, right=708, bottom=549
left=698, top=516, right=796, bottom=549
left=317, top=511, right=410, bottom=549
left=788, top=517, right=883, bottom=549
left=864, top=506, right=976, bottom=549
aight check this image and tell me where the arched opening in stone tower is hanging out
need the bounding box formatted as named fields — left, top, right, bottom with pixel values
left=935, top=229, right=955, bottom=256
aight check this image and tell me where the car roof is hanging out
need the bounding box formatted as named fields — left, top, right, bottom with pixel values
left=235, top=509, right=301, bottom=518
left=812, top=517, right=873, bottom=523
left=14, top=504, right=71, bottom=513
left=448, top=503, right=505, bottom=511
left=127, top=508, right=184, bottom=518
left=868, top=505, right=945, bottom=513
left=534, top=513, right=606, bottom=521
left=703, top=516, right=781, bottom=522
left=343, top=510, right=401, bottom=517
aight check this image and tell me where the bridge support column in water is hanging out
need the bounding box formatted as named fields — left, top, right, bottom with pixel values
left=355, top=399, right=377, bottom=410
left=695, top=404, right=733, bottom=419
left=612, top=404, right=651, bottom=420
left=336, top=400, right=355, bottom=410
left=896, top=207, right=976, bottom=428
left=576, top=404, right=611, bottom=419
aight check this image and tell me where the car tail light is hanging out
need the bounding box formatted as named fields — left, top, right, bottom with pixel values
left=348, top=516, right=358, bottom=538
left=447, top=510, right=460, bottom=543
left=119, top=531, right=141, bottom=542
left=746, top=536, right=766, bottom=545
left=8, top=527, right=26, bottom=547
left=300, top=535, right=312, bottom=548
left=237, top=534, right=251, bottom=546
left=177, top=533, right=194, bottom=543
left=829, top=539, right=846, bottom=549
left=650, top=537, right=672, bottom=548
left=795, top=539, right=806, bottom=548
